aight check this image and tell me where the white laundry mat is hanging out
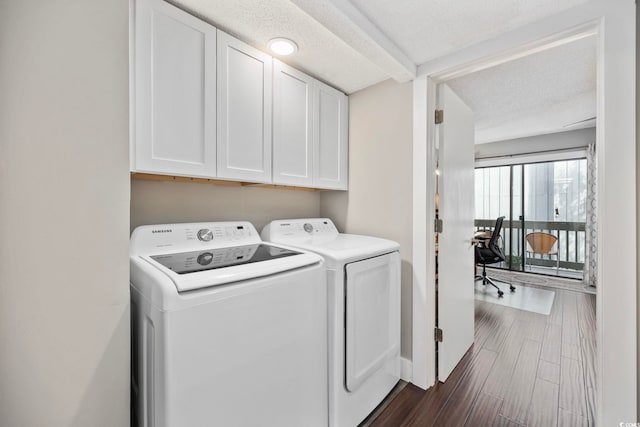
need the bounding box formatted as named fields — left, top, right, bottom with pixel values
left=474, top=281, right=555, bottom=315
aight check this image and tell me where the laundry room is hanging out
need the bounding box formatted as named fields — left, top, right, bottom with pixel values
left=1, top=1, right=637, bottom=426
left=127, top=5, right=415, bottom=419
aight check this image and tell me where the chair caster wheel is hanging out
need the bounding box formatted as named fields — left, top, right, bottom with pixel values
left=510, top=285, right=516, bottom=292
left=498, top=290, right=504, bottom=298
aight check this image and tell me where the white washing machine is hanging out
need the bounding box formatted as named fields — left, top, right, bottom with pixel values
left=262, top=218, right=401, bottom=427
left=130, top=221, right=328, bottom=427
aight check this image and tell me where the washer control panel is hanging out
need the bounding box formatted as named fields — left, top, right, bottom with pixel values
left=131, top=221, right=261, bottom=255
left=262, top=218, right=339, bottom=240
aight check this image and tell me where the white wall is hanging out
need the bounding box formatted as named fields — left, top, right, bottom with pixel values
left=320, top=79, right=414, bottom=359
left=131, top=179, right=321, bottom=232
left=595, top=3, right=637, bottom=422
left=0, top=1, right=130, bottom=426
left=475, top=127, right=595, bottom=159
left=637, top=2, right=640, bottom=419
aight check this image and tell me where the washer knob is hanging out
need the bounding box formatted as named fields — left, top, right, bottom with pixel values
left=197, top=229, right=214, bottom=242
left=303, top=223, right=314, bottom=233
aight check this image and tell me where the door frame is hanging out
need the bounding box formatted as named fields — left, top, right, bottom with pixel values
left=411, top=2, right=636, bottom=425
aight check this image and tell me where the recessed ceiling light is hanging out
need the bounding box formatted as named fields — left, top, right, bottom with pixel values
left=268, top=38, right=298, bottom=56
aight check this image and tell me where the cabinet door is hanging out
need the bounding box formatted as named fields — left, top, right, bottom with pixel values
left=217, top=31, right=272, bottom=183
left=313, top=82, right=348, bottom=190
left=133, top=0, right=216, bottom=177
left=272, top=60, right=313, bottom=186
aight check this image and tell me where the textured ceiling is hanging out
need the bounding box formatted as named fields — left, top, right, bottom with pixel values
left=171, top=0, right=389, bottom=93
left=167, top=0, right=596, bottom=142
left=169, top=0, right=593, bottom=94
left=447, top=35, right=597, bottom=144
left=347, top=0, right=590, bottom=64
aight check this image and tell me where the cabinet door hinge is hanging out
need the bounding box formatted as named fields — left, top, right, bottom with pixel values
left=435, top=218, right=443, bottom=233
left=435, top=109, right=444, bottom=124
left=434, top=327, right=443, bottom=342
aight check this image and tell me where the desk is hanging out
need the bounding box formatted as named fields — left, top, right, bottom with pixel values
left=473, top=230, right=492, bottom=246
left=474, top=230, right=492, bottom=240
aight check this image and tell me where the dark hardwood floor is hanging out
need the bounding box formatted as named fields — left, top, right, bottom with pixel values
left=363, top=286, right=596, bottom=427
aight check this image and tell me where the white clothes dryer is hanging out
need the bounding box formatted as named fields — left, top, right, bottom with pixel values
left=130, top=221, right=327, bottom=427
left=262, top=218, right=401, bottom=427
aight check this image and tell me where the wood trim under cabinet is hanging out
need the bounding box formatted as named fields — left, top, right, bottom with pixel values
left=131, top=172, right=326, bottom=192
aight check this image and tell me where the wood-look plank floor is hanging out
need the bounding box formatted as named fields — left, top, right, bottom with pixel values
left=363, top=286, right=596, bottom=427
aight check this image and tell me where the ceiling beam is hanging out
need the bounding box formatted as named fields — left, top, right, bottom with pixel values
left=417, top=1, right=604, bottom=81
left=290, top=0, right=416, bottom=84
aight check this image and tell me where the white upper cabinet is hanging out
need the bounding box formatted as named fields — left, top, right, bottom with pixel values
left=216, top=31, right=273, bottom=183
left=133, top=0, right=217, bottom=177
left=132, top=0, right=348, bottom=189
left=272, top=60, right=313, bottom=187
left=273, top=61, right=349, bottom=189
left=313, top=81, right=349, bottom=190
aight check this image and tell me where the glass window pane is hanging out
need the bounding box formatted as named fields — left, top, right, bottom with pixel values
left=475, top=159, right=587, bottom=278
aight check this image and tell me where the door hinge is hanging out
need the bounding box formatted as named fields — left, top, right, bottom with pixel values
left=435, top=109, right=444, bottom=124
left=434, top=327, right=443, bottom=342
left=435, top=218, right=443, bottom=233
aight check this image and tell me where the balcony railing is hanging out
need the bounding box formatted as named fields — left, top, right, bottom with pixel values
left=474, top=219, right=586, bottom=275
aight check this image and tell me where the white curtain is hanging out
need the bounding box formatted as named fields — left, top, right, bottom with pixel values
left=583, top=143, right=597, bottom=287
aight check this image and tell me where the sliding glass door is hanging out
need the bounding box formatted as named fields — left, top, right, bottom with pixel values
left=475, top=158, right=587, bottom=278
left=475, top=165, right=523, bottom=271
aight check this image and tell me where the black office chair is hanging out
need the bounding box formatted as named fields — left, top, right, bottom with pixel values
left=474, top=216, right=516, bottom=298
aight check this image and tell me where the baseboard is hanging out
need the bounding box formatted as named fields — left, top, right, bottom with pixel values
left=400, top=357, right=412, bottom=382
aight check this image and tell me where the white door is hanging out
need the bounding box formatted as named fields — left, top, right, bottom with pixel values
left=272, top=60, right=313, bottom=186
left=133, top=0, right=217, bottom=177
left=313, top=81, right=348, bottom=190
left=217, top=31, right=272, bottom=183
left=437, top=84, right=476, bottom=381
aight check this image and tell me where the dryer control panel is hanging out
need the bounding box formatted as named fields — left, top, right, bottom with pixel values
left=262, top=218, right=339, bottom=241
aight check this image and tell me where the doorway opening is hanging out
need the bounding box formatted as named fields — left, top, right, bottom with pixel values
left=413, top=4, right=637, bottom=424
left=432, top=49, right=599, bottom=427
